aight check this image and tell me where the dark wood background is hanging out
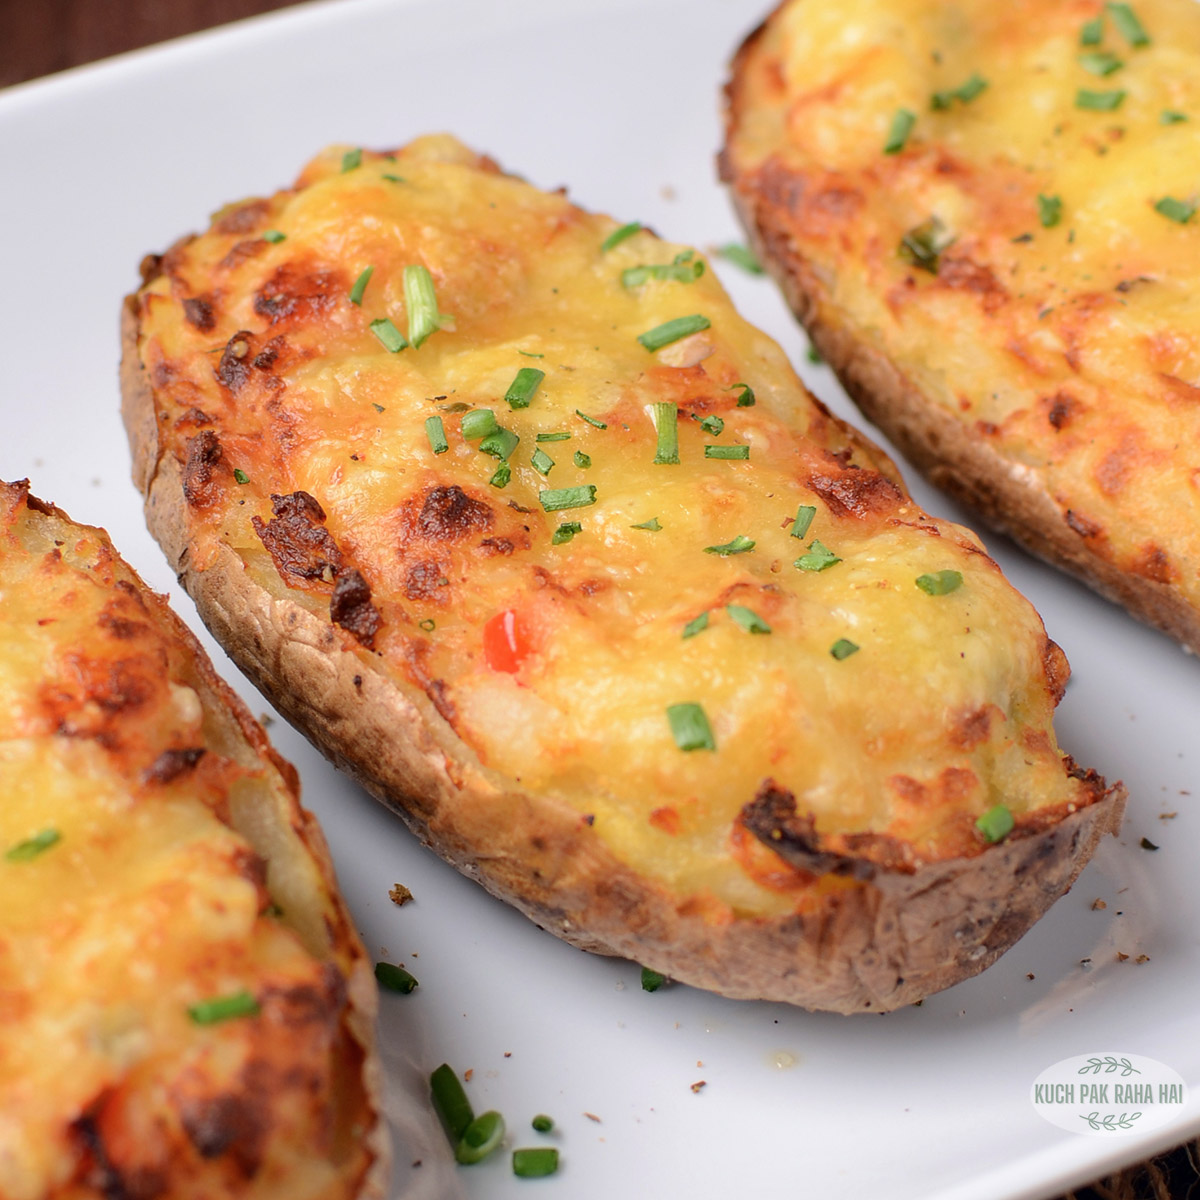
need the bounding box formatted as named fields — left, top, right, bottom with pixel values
left=0, top=3, right=1192, bottom=1197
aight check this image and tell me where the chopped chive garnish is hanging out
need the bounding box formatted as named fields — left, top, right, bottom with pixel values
left=552, top=521, right=582, bottom=544
left=794, top=540, right=841, bottom=571
left=899, top=215, right=954, bottom=273
left=931, top=73, right=988, bottom=110
left=188, top=990, right=260, bottom=1024
left=369, top=317, right=407, bottom=352
left=652, top=401, right=680, bottom=464
left=699, top=414, right=725, bottom=436
left=456, top=1111, right=506, bottom=1165
left=425, top=415, right=449, bottom=455
left=1154, top=196, right=1196, bottom=223
left=1107, top=2, right=1150, bottom=47
left=513, top=1147, right=560, bottom=1178
left=641, top=966, right=668, bottom=992
left=576, top=409, right=608, bottom=429
left=704, top=444, right=749, bottom=460
left=682, top=611, right=709, bottom=638
left=704, top=535, right=755, bottom=556
left=638, top=314, right=711, bottom=352
left=729, top=382, right=756, bottom=407
left=622, top=251, right=705, bottom=288
left=348, top=266, right=374, bottom=306
left=518, top=349, right=544, bottom=358
left=716, top=242, right=764, bottom=274
left=375, top=962, right=419, bottom=993
left=489, top=461, right=511, bottom=489
left=884, top=107, right=917, bottom=154
left=915, top=569, right=964, bottom=595
left=1076, top=88, right=1126, bottom=111
left=381, top=173, right=406, bottom=183
left=806, top=344, right=823, bottom=364
left=233, top=468, right=250, bottom=485
left=573, top=450, right=592, bottom=469
left=1079, top=50, right=1124, bottom=75
left=601, top=221, right=642, bottom=252
left=461, top=408, right=499, bottom=440
left=531, top=1115, right=555, bottom=1134
left=975, top=804, right=1015, bottom=843
left=404, top=263, right=451, bottom=348
left=1080, top=16, right=1104, bottom=44
left=531, top=447, right=556, bottom=476
left=1038, top=194, right=1063, bottom=229
left=262, top=229, right=286, bottom=244
left=505, top=366, right=545, bottom=410
left=667, top=702, right=715, bottom=752
left=631, top=517, right=662, bottom=531
left=372, top=402, right=386, bottom=413
left=419, top=618, right=436, bottom=632
left=790, top=504, right=816, bottom=539
left=341, top=147, right=362, bottom=172
left=830, top=638, right=859, bottom=660
left=726, top=604, right=771, bottom=634
left=1161, top=109, right=1189, bottom=124
left=540, top=485, right=597, bottom=512
left=431, top=1064, right=474, bottom=1142
left=535, top=431, right=571, bottom=442
left=479, top=427, right=520, bottom=460
left=5, top=828, right=61, bottom=862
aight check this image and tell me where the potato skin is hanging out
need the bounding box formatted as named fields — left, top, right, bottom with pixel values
left=722, top=0, right=1200, bottom=653
left=121, top=138, right=1124, bottom=1013
left=0, top=480, right=387, bottom=1199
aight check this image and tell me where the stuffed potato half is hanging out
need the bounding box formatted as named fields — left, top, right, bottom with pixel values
left=122, top=135, right=1123, bottom=1013
left=722, top=0, right=1200, bottom=652
left=0, top=481, right=387, bottom=1199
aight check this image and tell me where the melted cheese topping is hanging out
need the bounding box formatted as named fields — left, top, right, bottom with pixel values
left=0, top=486, right=360, bottom=1199
left=137, top=135, right=1090, bottom=916
left=731, top=0, right=1200, bottom=605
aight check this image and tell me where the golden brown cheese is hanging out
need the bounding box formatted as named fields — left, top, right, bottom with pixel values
left=723, top=0, right=1200, bottom=649
left=124, top=136, right=1122, bottom=1011
left=0, top=481, right=385, bottom=1200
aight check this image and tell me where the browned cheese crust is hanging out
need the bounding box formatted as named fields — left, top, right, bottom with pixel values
left=722, top=0, right=1200, bottom=652
left=0, top=480, right=387, bottom=1199
left=121, top=136, right=1124, bottom=1013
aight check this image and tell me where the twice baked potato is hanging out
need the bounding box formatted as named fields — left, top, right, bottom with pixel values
left=122, top=135, right=1123, bottom=1013
left=722, top=0, right=1200, bottom=652
left=0, top=480, right=387, bottom=1198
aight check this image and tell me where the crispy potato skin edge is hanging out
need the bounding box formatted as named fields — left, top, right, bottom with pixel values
left=122, top=272, right=1124, bottom=1014
left=721, top=11, right=1200, bottom=655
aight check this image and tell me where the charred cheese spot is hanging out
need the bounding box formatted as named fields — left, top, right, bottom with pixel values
left=182, top=430, right=224, bottom=509
left=252, top=491, right=343, bottom=581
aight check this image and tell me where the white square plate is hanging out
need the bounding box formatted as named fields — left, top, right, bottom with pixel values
left=2, top=2, right=1198, bottom=1197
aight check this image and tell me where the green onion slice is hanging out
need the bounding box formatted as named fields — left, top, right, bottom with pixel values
left=539, top=485, right=597, bottom=512
left=479, top=427, right=520, bottom=460
left=262, top=229, right=286, bottom=244
left=621, top=251, right=705, bottom=288
left=1161, top=109, right=1189, bottom=124
left=419, top=618, right=436, bottom=632
left=652, top=401, right=680, bottom=464
left=518, top=349, right=544, bottom=358
left=425, top=415, right=449, bottom=455
left=638, top=314, right=711, bottom=352
left=704, top=535, right=755, bottom=556
left=531, top=448, right=555, bottom=477
left=455, top=1111, right=506, bottom=1165
left=699, top=414, right=725, bottom=435
left=573, top=450, right=592, bottom=469
left=682, top=611, right=709, bottom=639
left=975, top=804, right=1015, bottom=843
left=1155, top=196, right=1196, bottom=223
left=505, top=366, right=545, bottom=410
left=348, top=265, right=374, bottom=306
left=531, top=1114, right=555, bottom=1134
left=461, top=408, right=499, bottom=440
left=1037, top=194, right=1063, bottom=229
left=188, top=990, right=260, bottom=1025
left=535, top=431, right=571, bottom=442
left=233, top=468, right=250, bottom=485
left=716, top=242, right=764, bottom=274
left=704, top=444, right=749, bottom=460
left=431, top=1064, right=474, bottom=1142
left=726, top=604, right=771, bottom=634
left=552, top=521, right=582, bottom=545
left=1076, top=88, right=1126, bottom=110
left=631, top=517, right=662, bottom=531
left=576, top=408, right=608, bottom=429
left=381, top=173, right=406, bottom=183
left=1108, top=2, right=1150, bottom=47
left=899, top=215, right=954, bottom=273
left=1079, top=50, right=1124, bottom=75
left=667, top=702, right=716, bottom=751
left=794, top=540, right=841, bottom=571
left=489, top=461, right=511, bottom=489
left=5, top=828, right=61, bottom=862
left=729, top=382, right=756, bottom=407
left=915, top=569, right=964, bottom=595
left=341, top=147, right=362, bottom=172
left=1080, top=16, right=1104, bottom=44
left=830, top=638, right=859, bottom=660
left=790, top=505, right=816, bottom=539
left=369, top=317, right=407, bottom=352
left=601, top=221, right=643, bottom=252
left=513, top=1147, right=560, bottom=1178
left=884, top=107, right=917, bottom=154
left=931, top=73, right=988, bottom=110
left=404, top=264, right=452, bottom=348
left=641, top=966, right=668, bottom=992
left=375, top=962, right=419, bottom=993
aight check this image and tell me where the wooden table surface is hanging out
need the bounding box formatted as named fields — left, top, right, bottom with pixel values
left=0, top=4, right=1193, bottom=1198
